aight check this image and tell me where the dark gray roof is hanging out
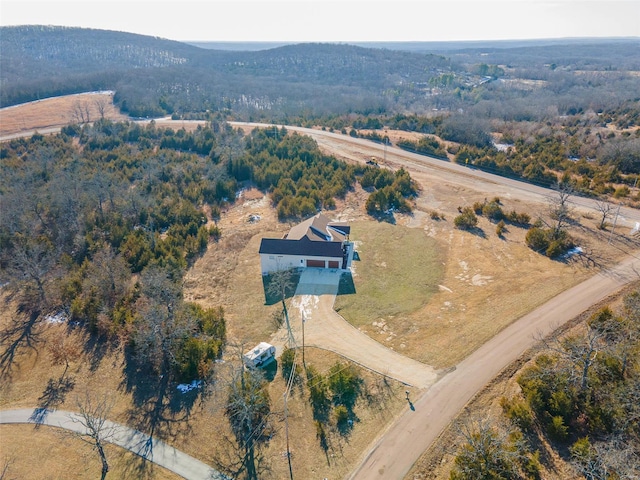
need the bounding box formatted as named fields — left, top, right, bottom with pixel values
left=259, top=236, right=344, bottom=258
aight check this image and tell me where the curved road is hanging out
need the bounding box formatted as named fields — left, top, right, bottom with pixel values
left=348, top=253, right=640, bottom=479
left=270, top=268, right=439, bottom=388
left=0, top=408, right=226, bottom=480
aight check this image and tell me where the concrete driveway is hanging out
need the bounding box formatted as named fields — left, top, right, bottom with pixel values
left=270, top=268, right=438, bottom=388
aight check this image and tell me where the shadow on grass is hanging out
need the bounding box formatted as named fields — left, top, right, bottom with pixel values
left=0, top=303, right=42, bottom=381
left=262, top=269, right=302, bottom=306
left=119, top=350, right=204, bottom=472
left=260, top=359, right=277, bottom=382
left=31, top=374, right=76, bottom=425
left=369, top=211, right=396, bottom=225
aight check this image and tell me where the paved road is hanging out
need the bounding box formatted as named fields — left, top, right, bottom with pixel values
left=270, top=269, right=438, bottom=388
left=348, top=253, right=640, bottom=479
left=0, top=408, right=227, bottom=480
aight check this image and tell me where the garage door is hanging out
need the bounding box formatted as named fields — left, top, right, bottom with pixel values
left=328, top=261, right=340, bottom=269
left=306, top=259, right=326, bottom=268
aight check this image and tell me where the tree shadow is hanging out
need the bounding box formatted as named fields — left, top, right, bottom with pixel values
left=369, top=211, right=396, bottom=225
left=336, top=411, right=359, bottom=437
left=119, top=349, right=202, bottom=465
left=262, top=270, right=302, bottom=306
left=78, top=327, right=115, bottom=372
left=467, top=226, right=487, bottom=238
left=30, top=372, right=76, bottom=426
left=0, top=304, right=42, bottom=381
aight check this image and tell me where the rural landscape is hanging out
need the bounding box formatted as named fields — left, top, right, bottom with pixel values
left=1, top=25, right=640, bottom=480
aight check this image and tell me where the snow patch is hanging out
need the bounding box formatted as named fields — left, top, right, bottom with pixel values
left=563, top=246, right=583, bottom=258
left=177, top=380, right=203, bottom=394
left=45, top=311, right=68, bottom=324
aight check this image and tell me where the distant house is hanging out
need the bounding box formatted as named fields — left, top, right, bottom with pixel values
left=259, top=213, right=354, bottom=275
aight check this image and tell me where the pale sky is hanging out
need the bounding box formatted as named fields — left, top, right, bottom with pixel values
left=1, top=0, right=638, bottom=43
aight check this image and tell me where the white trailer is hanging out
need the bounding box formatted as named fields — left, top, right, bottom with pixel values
left=243, top=342, right=276, bottom=368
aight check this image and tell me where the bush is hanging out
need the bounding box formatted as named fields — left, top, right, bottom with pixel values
left=328, top=362, right=363, bottom=409
left=525, top=227, right=550, bottom=253
left=496, top=220, right=506, bottom=237
left=482, top=201, right=504, bottom=222
left=547, top=415, right=569, bottom=441
left=334, top=405, right=349, bottom=425
left=281, top=347, right=301, bottom=382
left=614, top=185, right=630, bottom=198
left=454, top=207, right=478, bottom=230
left=506, top=210, right=531, bottom=226
left=500, top=396, right=534, bottom=431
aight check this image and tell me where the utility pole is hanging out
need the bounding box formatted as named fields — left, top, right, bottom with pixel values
left=302, top=313, right=305, bottom=367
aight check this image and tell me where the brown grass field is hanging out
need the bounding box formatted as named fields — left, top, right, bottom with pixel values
left=2, top=95, right=639, bottom=479
left=0, top=92, right=128, bottom=137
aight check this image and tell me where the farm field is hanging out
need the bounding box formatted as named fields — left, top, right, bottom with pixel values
left=0, top=92, right=127, bottom=138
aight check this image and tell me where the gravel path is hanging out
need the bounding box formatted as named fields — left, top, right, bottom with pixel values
left=0, top=408, right=227, bottom=480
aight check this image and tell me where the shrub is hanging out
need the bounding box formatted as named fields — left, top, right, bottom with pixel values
left=547, top=415, right=569, bottom=441
left=482, top=201, right=504, bottom=222
left=506, top=210, right=531, bottom=226
left=500, top=396, right=534, bottom=431
left=496, top=220, right=506, bottom=237
left=454, top=207, right=478, bottom=230
left=614, top=185, right=630, bottom=198
left=334, top=405, right=349, bottom=426
left=281, top=347, right=301, bottom=382
left=525, top=227, right=550, bottom=253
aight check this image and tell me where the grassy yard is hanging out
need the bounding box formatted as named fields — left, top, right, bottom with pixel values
left=334, top=220, right=444, bottom=327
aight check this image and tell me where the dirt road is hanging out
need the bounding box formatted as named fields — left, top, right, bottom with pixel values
left=348, top=253, right=640, bottom=479
left=230, top=122, right=640, bottom=229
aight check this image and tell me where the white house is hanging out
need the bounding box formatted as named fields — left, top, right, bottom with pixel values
left=259, top=213, right=354, bottom=275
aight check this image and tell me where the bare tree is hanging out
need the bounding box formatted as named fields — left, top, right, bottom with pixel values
left=69, top=392, right=117, bottom=480
left=594, top=200, right=615, bottom=230
left=449, top=418, right=526, bottom=480
left=47, top=325, right=81, bottom=376
left=225, top=366, right=271, bottom=480
left=71, top=101, right=89, bottom=124
left=95, top=96, right=109, bottom=120
left=540, top=324, right=603, bottom=393
left=265, top=269, right=296, bottom=341
left=547, top=183, right=575, bottom=240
